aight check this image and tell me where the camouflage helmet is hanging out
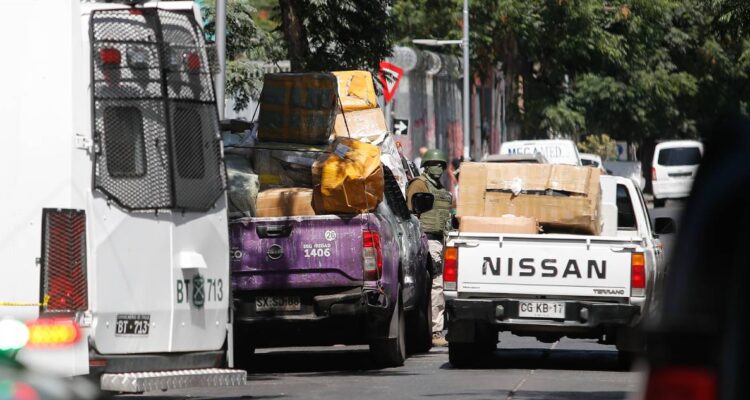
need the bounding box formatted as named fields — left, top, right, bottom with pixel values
left=421, top=149, right=448, bottom=167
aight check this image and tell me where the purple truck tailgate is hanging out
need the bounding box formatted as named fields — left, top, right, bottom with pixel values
left=230, top=214, right=377, bottom=291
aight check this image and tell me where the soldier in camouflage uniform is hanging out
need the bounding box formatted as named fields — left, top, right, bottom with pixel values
left=406, top=149, right=453, bottom=347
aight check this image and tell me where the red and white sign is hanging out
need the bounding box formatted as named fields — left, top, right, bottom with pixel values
left=379, top=61, right=404, bottom=103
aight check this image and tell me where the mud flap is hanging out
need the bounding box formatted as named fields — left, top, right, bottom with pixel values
left=446, top=320, right=476, bottom=344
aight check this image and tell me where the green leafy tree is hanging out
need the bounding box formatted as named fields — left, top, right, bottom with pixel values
left=276, top=0, right=395, bottom=72
left=391, top=0, right=750, bottom=143
left=202, top=0, right=285, bottom=111
left=577, top=134, right=618, bottom=161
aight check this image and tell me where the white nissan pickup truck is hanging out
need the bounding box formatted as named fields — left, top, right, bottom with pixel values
left=444, top=176, right=673, bottom=367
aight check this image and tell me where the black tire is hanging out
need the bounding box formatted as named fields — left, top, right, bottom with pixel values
left=406, top=272, right=433, bottom=354
left=449, top=342, right=481, bottom=368
left=232, top=330, right=255, bottom=370
left=617, top=350, right=636, bottom=371
left=370, top=295, right=407, bottom=368
left=653, top=198, right=666, bottom=208
left=449, top=327, right=496, bottom=368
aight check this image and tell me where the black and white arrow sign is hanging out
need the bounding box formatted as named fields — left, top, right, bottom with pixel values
left=393, top=118, right=409, bottom=136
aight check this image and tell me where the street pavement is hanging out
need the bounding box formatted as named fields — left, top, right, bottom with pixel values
left=120, top=204, right=682, bottom=400
left=123, top=334, right=645, bottom=400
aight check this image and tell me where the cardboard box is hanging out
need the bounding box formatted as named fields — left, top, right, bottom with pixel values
left=256, top=188, right=316, bottom=218
left=333, top=108, right=387, bottom=139
left=332, top=71, right=378, bottom=111
left=459, top=215, right=539, bottom=234
left=456, top=163, right=601, bottom=235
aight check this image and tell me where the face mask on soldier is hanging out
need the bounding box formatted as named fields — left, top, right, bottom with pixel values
left=426, top=164, right=444, bottom=180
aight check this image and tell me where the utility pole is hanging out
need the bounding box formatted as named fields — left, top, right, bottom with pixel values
left=215, top=0, right=227, bottom=119
left=462, top=0, right=470, bottom=160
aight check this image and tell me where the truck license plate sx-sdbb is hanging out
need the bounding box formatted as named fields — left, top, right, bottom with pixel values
left=518, top=301, right=566, bottom=319
left=255, top=296, right=301, bottom=312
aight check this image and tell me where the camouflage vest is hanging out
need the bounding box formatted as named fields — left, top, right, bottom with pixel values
left=414, top=175, right=453, bottom=234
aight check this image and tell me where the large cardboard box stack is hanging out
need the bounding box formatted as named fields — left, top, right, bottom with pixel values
left=257, top=73, right=338, bottom=145
left=457, top=163, right=601, bottom=235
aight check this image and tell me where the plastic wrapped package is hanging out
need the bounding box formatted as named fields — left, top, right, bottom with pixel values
left=251, top=142, right=328, bottom=189
left=344, top=132, right=408, bottom=196
left=312, top=138, right=384, bottom=214
left=332, top=71, right=378, bottom=111
left=257, top=73, right=338, bottom=145
left=225, top=155, right=260, bottom=217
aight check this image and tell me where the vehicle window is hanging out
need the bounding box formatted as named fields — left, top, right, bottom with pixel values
left=173, top=107, right=206, bottom=179
left=580, top=159, right=594, bottom=166
left=103, top=106, right=147, bottom=177
left=616, top=184, right=637, bottom=230
left=383, top=165, right=410, bottom=220
left=657, top=147, right=702, bottom=166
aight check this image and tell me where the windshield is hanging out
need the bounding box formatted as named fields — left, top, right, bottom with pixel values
left=657, top=147, right=702, bottom=166
left=580, top=158, right=600, bottom=167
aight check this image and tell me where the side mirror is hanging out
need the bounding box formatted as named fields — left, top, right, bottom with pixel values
left=411, top=193, right=435, bottom=216
left=654, top=217, right=676, bottom=235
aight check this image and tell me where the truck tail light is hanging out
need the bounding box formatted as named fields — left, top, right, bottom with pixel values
left=99, top=47, right=121, bottom=66
left=363, top=230, right=383, bottom=281
left=444, top=247, right=458, bottom=291
left=651, top=167, right=657, bottom=181
left=631, top=252, right=645, bottom=297
left=41, top=209, right=88, bottom=312
left=25, top=318, right=80, bottom=348
left=645, top=367, right=717, bottom=400
left=185, top=52, right=201, bottom=72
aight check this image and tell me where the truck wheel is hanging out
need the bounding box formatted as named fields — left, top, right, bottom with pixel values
left=617, top=350, right=637, bottom=370
left=406, top=272, right=433, bottom=354
left=449, top=342, right=481, bottom=368
left=449, top=327, right=496, bottom=368
left=370, top=294, right=407, bottom=368
left=232, top=330, right=255, bottom=370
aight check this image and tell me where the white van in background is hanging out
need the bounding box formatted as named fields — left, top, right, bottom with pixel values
left=500, top=139, right=581, bottom=165
left=651, top=140, right=703, bottom=207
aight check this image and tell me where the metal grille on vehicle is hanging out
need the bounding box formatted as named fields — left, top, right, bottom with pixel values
left=41, top=209, right=88, bottom=312
left=91, top=8, right=225, bottom=211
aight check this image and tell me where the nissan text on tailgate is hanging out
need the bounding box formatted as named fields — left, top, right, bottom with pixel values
left=445, top=175, right=672, bottom=367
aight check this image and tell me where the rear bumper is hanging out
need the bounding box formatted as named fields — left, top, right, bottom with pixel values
left=652, top=180, right=692, bottom=199
left=446, top=298, right=640, bottom=342
left=89, top=349, right=225, bottom=376
left=233, top=287, right=392, bottom=347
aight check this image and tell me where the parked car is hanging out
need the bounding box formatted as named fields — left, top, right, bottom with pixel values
left=643, top=120, right=749, bottom=400
left=650, top=140, right=703, bottom=207
left=227, top=146, right=434, bottom=368
left=579, top=153, right=608, bottom=174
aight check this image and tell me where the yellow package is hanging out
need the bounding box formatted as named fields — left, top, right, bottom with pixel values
left=332, top=71, right=378, bottom=111
left=312, top=138, right=384, bottom=214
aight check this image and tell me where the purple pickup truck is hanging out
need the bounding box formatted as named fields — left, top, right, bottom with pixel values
left=229, top=165, right=434, bottom=367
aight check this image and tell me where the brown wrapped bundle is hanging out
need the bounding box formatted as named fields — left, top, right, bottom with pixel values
left=312, top=138, right=384, bottom=214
